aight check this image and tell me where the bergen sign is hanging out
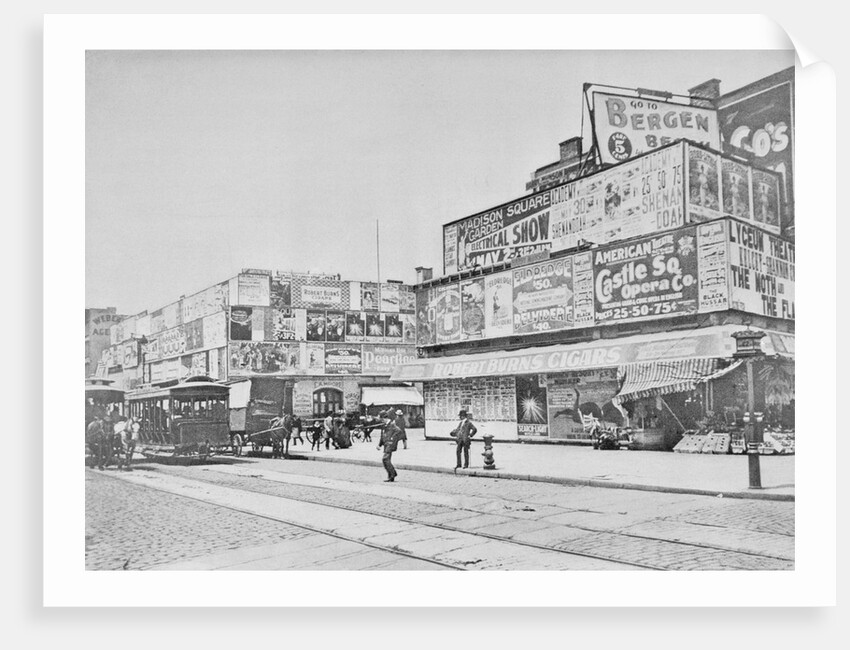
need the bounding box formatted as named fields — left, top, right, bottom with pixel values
left=593, top=92, right=720, bottom=165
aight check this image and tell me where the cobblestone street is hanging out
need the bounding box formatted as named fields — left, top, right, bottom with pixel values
left=86, top=453, right=794, bottom=571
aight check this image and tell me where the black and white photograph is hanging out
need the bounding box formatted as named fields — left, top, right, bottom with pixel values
left=38, top=13, right=837, bottom=614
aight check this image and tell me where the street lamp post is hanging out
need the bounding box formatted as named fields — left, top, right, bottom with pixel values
left=731, top=329, right=766, bottom=489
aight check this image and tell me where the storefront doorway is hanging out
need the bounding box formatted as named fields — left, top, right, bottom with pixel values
left=313, top=387, right=343, bottom=416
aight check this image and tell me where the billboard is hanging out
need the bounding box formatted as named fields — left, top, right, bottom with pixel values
left=546, top=369, right=622, bottom=440
left=721, top=158, right=752, bottom=222
left=593, top=227, right=699, bottom=324
left=362, top=345, right=417, bottom=375
left=484, top=272, right=513, bottom=338
left=416, top=286, right=437, bottom=346
left=238, top=274, right=270, bottom=306
left=229, top=307, right=253, bottom=341
left=445, top=191, right=553, bottom=274
left=515, top=374, right=549, bottom=437
left=270, top=276, right=292, bottom=309
left=380, top=283, right=400, bottom=312
left=718, top=69, right=793, bottom=230
left=592, top=91, right=720, bottom=164
left=727, top=220, right=795, bottom=320
left=272, top=308, right=297, bottom=341
left=384, top=313, right=403, bottom=340
left=345, top=311, right=365, bottom=342
left=686, top=145, right=722, bottom=222
left=361, top=283, right=380, bottom=311
left=696, top=221, right=730, bottom=313
left=306, top=310, right=327, bottom=341
left=184, top=319, right=204, bottom=351
left=751, top=169, right=782, bottom=233
left=229, top=342, right=301, bottom=376
left=512, top=258, right=573, bottom=335
left=460, top=278, right=486, bottom=340
left=324, top=343, right=362, bottom=375
left=365, top=312, right=385, bottom=341
left=202, top=311, right=227, bottom=349
left=549, top=145, right=685, bottom=252
left=435, top=284, right=462, bottom=344
left=325, top=311, right=346, bottom=342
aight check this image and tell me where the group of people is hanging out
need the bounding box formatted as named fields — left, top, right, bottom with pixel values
left=85, top=412, right=141, bottom=471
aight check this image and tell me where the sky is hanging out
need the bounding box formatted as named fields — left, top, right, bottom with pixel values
left=86, top=49, right=794, bottom=316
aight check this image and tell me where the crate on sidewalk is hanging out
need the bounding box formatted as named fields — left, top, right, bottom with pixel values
left=673, top=433, right=707, bottom=453
left=699, top=433, right=731, bottom=454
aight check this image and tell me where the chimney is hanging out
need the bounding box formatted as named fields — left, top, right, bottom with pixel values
left=688, top=79, right=721, bottom=108
left=415, top=266, right=433, bottom=284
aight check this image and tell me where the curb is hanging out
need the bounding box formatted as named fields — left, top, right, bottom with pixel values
left=300, top=454, right=795, bottom=502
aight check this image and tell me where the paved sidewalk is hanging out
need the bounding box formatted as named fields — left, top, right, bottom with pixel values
left=283, top=430, right=794, bottom=501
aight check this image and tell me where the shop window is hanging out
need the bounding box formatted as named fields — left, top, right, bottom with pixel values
left=313, top=388, right=343, bottom=417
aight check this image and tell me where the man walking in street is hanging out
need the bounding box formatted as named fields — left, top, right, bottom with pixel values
left=86, top=414, right=106, bottom=470
left=453, top=409, right=477, bottom=470
left=377, top=410, right=402, bottom=482
left=394, top=409, right=408, bottom=450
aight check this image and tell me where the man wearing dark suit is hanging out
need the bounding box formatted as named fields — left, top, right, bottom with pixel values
left=377, top=411, right=403, bottom=482
left=453, top=409, right=477, bottom=470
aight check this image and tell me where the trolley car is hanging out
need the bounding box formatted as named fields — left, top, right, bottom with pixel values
left=85, top=377, right=125, bottom=425
left=126, top=377, right=233, bottom=460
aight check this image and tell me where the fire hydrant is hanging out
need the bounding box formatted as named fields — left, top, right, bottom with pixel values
left=481, top=433, right=496, bottom=470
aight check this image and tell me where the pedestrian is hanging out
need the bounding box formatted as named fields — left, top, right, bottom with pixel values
left=323, top=411, right=334, bottom=450
left=290, top=416, right=304, bottom=446
left=121, top=416, right=140, bottom=471
left=376, top=410, right=402, bottom=482
left=113, top=415, right=129, bottom=469
left=86, top=414, right=106, bottom=470
left=101, top=410, right=115, bottom=467
left=394, top=409, right=408, bottom=450
left=451, top=409, right=477, bottom=470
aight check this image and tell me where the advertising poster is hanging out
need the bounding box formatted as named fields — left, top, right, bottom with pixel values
left=202, top=311, right=227, bottom=349
left=273, top=308, right=297, bottom=341
left=384, top=313, right=403, bottom=339
left=435, top=284, right=462, bottom=344
left=549, top=145, right=685, bottom=253
left=301, top=283, right=342, bottom=308
left=727, top=220, right=795, bottom=320
left=546, top=370, right=622, bottom=440
left=446, top=191, right=552, bottom=273
left=294, top=309, right=307, bottom=341
left=251, top=307, right=267, bottom=341
left=460, top=278, right=486, bottom=340
left=697, top=221, right=729, bottom=312
left=184, top=319, right=204, bottom=351
left=305, top=343, right=325, bottom=373
left=512, top=258, right=573, bottom=335
left=150, top=309, right=164, bottom=334
left=721, top=158, right=753, bottom=222
left=348, top=281, right=362, bottom=311
left=160, top=326, right=187, bottom=358
left=380, top=283, right=400, bottom=312
left=180, top=294, right=197, bottom=325
left=718, top=71, right=793, bottom=228
left=361, top=283, right=380, bottom=311
left=751, top=170, right=782, bottom=234
left=593, top=227, right=699, bottom=324
left=123, top=341, right=139, bottom=368
left=143, top=338, right=160, bottom=363
left=572, top=252, right=595, bottom=327
left=362, top=345, right=417, bottom=375
left=401, top=313, right=416, bottom=344
left=229, top=307, right=253, bottom=341
left=324, top=343, right=362, bottom=375
left=238, top=274, right=270, bottom=306
left=416, top=287, right=437, bottom=346
left=229, top=342, right=301, bottom=375
left=306, top=310, right=326, bottom=341
left=399, top=286, right=416, bottom=313
left=592, top=91, right=720, bottom=164
left=208, top=347, right=220, bottom=379
left=325, top=311, right=346, bottom=342
left=365, top=312, right=385, bottom=341
left=191, top=352, right=207, bottom=377
left=484, top=272, right=513, bottom=338
left=270, top=276, right=292, bottom=309
left=443, top=224, right=458, bottom=274
left=515, top=375, right=549, bottom=437
left=197, top=283, right=227, bottom=319
left=687, top=145, right=722, bottom=222
left=163, top=302, right=180, bottom=329
left=345, top=311, right=365, bottom=342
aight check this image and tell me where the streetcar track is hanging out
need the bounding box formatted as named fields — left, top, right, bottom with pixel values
left=94, top=469, right=465, bottom=571
left=133, top=467, right=663, bottom=570
left=196, top=463, right=794, bottom=564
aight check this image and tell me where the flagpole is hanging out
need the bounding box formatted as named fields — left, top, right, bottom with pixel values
left=376, top=219, right=381, bottom=284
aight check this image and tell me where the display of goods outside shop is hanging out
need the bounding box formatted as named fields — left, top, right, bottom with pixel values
left=674, top=428, right=794, bottom=455
left=729, top=427, right=795, bottom=455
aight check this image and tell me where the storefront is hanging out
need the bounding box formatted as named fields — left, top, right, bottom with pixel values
left=391, top=325, right=793, bottom=444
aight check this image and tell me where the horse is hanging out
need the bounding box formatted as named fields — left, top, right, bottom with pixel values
left=268, top=414, right=295, bottom=459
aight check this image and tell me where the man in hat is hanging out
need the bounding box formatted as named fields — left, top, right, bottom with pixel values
left=376, top=410, right=403, bottom=482
left=394, top=409, right=408, bottom=450
left=452, top=409, right=477, bottom=470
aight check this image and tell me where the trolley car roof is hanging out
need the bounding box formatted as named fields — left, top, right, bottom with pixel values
left=127, top=381, right=230, bottom=400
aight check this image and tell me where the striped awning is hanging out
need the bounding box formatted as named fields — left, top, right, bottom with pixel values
left=615, top=358, right=719, bottom=404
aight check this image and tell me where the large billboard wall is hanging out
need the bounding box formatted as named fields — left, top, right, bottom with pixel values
left=443, top=141, right=780, bottom=275
left=425, top=216, right=793, bottom=347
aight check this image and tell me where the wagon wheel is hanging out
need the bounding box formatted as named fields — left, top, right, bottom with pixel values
left=251, top=441, right=263, bottom=453
left=231, top=434, right=243, bottom=457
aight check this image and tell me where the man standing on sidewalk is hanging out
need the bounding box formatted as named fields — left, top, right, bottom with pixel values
left=377, top=410, right=402, bottom=482
left=453, top=409, right=477, bottom=470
